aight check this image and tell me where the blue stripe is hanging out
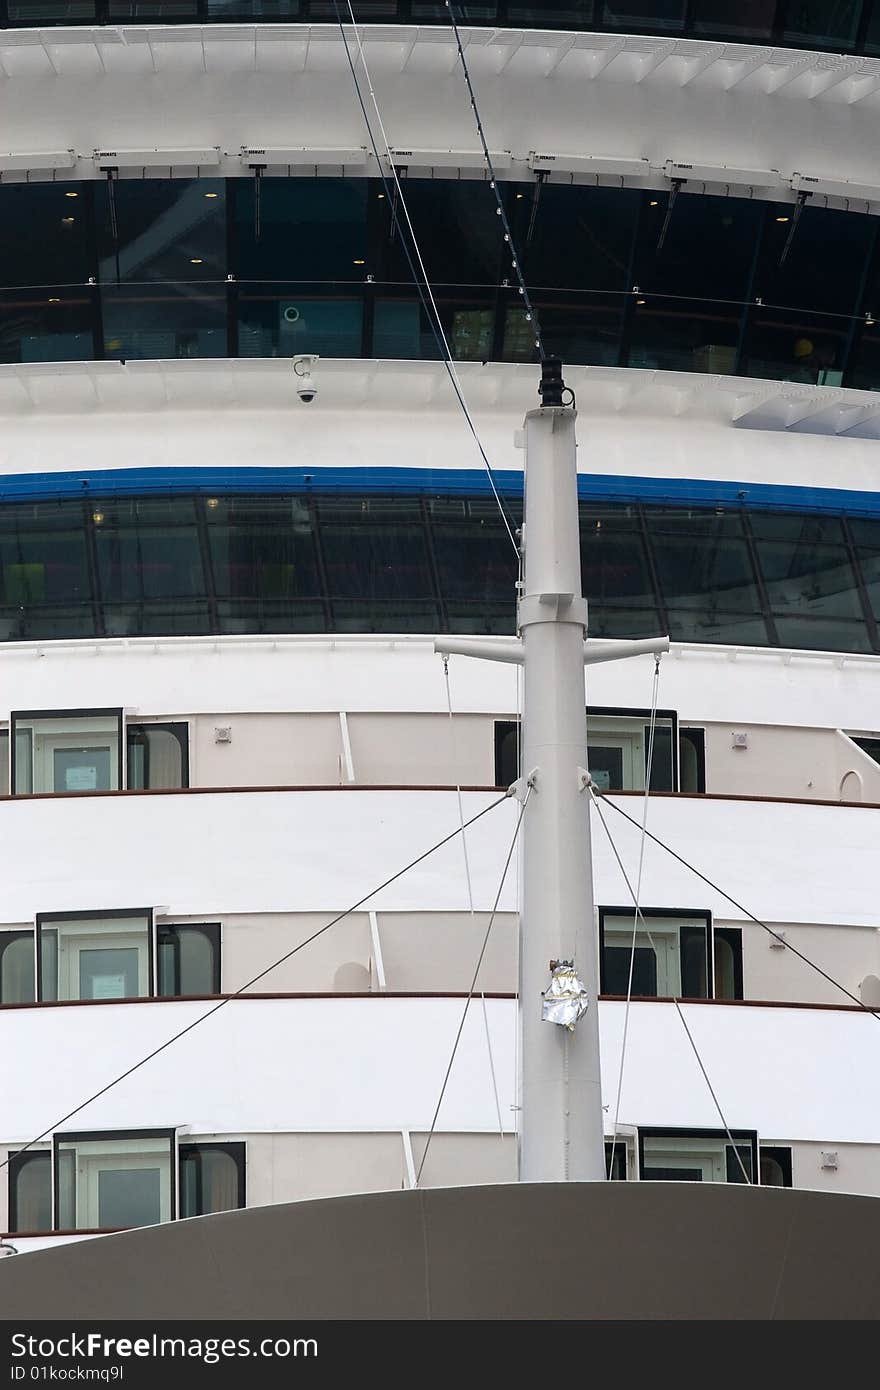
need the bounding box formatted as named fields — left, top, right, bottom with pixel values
left=1, top=465, right=879, bottom=518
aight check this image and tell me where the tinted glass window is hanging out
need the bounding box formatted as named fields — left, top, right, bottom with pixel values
left=780, top=0, right=861, bottom=48
left=692, top=0, right=776, bottom=39
left=515, top=185, right=639, bottom=293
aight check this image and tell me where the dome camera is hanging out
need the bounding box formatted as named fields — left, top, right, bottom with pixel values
left=293, top=353, right=319, bottom=405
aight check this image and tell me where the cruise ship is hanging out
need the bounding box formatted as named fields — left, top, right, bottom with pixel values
left=2, top=1, right=880, bottom=1319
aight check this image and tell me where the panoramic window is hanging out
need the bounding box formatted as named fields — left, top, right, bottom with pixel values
left=638, top=1128, right=758, bottom=1182
left=94, top=498, right=209, bottom=639
left=11, top=709, right=122, bottom=795
left=0, top=182, right=94, bottom=366
left=97, top=179, right=226, bottom=362
left=157, top=924, right=221, bottom=998
left=204, top=495, right=324, bottom=634
left=599, top=909, right=712, bottom=998
left=55, top=1130, right=175, bottom=1231
left=0, top=931, right=34, bottom=1006
left=127, top=723, right=189, bottom=790
left=37, top=909, right=152, bottom=1003
left=7, top=1151, right=51, bottom=1234
left=179, top=1142, right=246, bottom=1218
left=750, top=512, right=872, bottom=654
left=0, top=502, right=92, bottom=643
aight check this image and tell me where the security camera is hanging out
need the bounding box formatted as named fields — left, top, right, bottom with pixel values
left=293, top=354, right=319, bottom=405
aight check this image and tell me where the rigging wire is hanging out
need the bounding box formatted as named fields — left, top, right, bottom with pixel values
left=416, top=786, right=531, bottom=1184
left=607, top=653, right=662, bottom=1181
left=0, top=790, right=514, bottom=1177
left=333, top=1, right=520, bottom=557
left=590, top=786, right=753, bottom=1184
left=443, top=1, right=546, bottom=363
left=599, top=793, right=880, bottom=1022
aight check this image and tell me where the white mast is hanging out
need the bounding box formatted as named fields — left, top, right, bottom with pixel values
left=437, top=358, right=669, bottom=1182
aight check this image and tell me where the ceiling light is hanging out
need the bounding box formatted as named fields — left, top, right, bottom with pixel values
left=650, top=200, right=659, bottom=207
left=353, top=258, right=365, bottom=265
left=377, top=193, right=385, bottom=199
left=866, top=312, right=877, bottom=327
left=204, top=192, right=219, bottom=199
left=61, top=217, right=75, bottom=225
left=636, top=298, right=646, bottom=306
left=516, top=192, right=524, bottom=199
left=92, top=510, right=104, bottom=525
left=65, top=191, right=78, bottom=198
left=48, top=297, right=61, bottom=303
left=190, top=258, right=203, bottom=265
left=776, top=215, right=790, bottom=223
left=206, top=497, right=220, bottom=510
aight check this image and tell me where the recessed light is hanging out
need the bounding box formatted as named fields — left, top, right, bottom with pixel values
left=204, top=192, right=219, bottom=199
left=206, top=497, right=220, bottom=510
left=64, top=191, right=78, bottom=198
left=48, top=297, right=61, bottom=303
left=92, top=510, right=105, bottom=525
left=516, top=192, right=524, bottom=199
left=353, top=258, right=365, bottom=265
left=377, top=193, right=385, bottom=199
left=776, top=216, right=790, bottom=223
left=190, top=258, right=203, bottom=265
left=61, top=217, right=75, bottom=225
left=650, top=200, right=659, bottom=207
left=636, top=298, right=646, bottom=306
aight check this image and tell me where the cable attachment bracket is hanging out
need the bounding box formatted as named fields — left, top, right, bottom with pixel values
left=508, top=767, right=538, bottom=803
left=577, top=767, right=592, bottom=794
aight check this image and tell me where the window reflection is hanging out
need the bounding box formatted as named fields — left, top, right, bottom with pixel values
left=692, top=0, right=776, bottom=38
left=780, top=0, right=861, bottom=48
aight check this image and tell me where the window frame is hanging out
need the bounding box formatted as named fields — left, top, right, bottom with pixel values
left=157, top=922, right=221, bottom=997
left=0, top=929, right=35, bottom=1006
left=35, top=907, right=155, bottom=1003
left=637, top=1127, right=759, bottom=1183
left=11, top=707, right=124, bottom=796
left=178, top=1140, right=246, bottom=1219
left=126, top=720, right=190, bottom=790
left=598, top=906, right=713, bottom=999
left=52, top=1127, right=178, bottom=1233
left=494, top=706, right=680, bottom=790
left=7, top=1149, right=51, bottom=1234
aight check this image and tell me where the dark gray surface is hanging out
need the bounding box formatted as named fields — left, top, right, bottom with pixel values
left=2, top=1182, right=879, bottom=1319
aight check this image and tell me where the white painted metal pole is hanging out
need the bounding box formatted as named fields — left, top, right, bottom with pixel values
left=518, top=402, right=605, bottom=1183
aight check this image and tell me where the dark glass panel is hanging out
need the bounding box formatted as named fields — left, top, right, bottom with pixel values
left=514, top=185, right=639, bottom=294
left=318, top=498, right=434, bottom=603
left=445, top=603, right=516, bottom=635
left=0, top=502, right=90, bottom=613
left=580, top=519, right=655, bottom=607
left=629, top=195, right=759, bottom=374
left=644, top=506, right=747, bottom=536
left=753, top=205, right=873, bottom=316
left=239, top=287, right=363, bottom=359
left=102, top=604, right=212, bottom=637
left=0, top=288, right=94, bottom=366
left=603, top=944, right=658, bottom=995
left=382, top=181, right=502, bottom=287
left=237, top=178, right=368, bottom=282
left=605, top=1142, right=627, bottom=1181
left=780, top=0, right=861, bottom=48
left=852, top=548, right=880, bottom=622
left=413, top=1, right=498, bottom=17
left=207, top=0, right=302, bottom=11
left=742, top=306, right=849, bottom=384
left=754, top=530, right=864, bottom=621
left=504, top=297, right=624, bottom=367
left=603, top=0, right=686, bottom=29
left=216, top=600, right=327, bottom=634
left=749, top=512, right=845, bottom=543
left=330, top=600, right=442, bottom=632
left=691, top=0, right=776, bottom=39
left=0, top=184, right=91, bottom=289
left=310, top=0, right=396, bottom=13
left=772, top=615, right=873, bottom=652
left=94, top=497, right=205, bottom=604
left=0, top=607, right=96, bottom=641
left=374, top=292, right=496, bottom=361
left=206, top=496, right=321, bottom=600
left=108, top=0, right=199, bottom=16
left=665, top=610, right=771, bottom=645
left=649, top=530, right=758, bottom=611
left=587, top=606, right=665, bottom=637
left=847, top=320, right=880, bottom=391
left=867, top=4, right=880, bottom=52
left=429, top=498, right=519, bottom=604
left=98, top=180, right=226, bottom=360
left=8, top=0, right=95, bottom=18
